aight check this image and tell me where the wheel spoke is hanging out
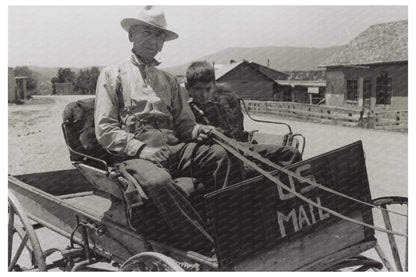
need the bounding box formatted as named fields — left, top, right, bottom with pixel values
left=14, top=223, right=37, bottom=265
left=405, top=206, right=408, bottom=271
left=372, top=197, right=407, bottom=272
left=381, top=204, right=403, bottom=271
left=14, top=223, right=37, bottom=267
left=8, top=205, right=15, bottom=266
left=15, top=224, right=34, bottom=253
left=9, top=234, right=28, bottom=271
left=8, top=191, right=47, bottom=271
left=374, top=243, right=394, bottom=271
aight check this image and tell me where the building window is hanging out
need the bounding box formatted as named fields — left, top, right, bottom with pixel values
left=376, top=73, right=392, bottom=105
left=346, top=79, right=358, bottom=101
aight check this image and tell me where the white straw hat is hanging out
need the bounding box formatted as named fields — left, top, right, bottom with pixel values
left=121, top=6, right=179, bottom=41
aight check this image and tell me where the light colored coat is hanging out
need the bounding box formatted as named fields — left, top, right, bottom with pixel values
left=95, top=54, right=200, bottom=157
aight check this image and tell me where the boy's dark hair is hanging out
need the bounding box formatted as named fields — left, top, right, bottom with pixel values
left=186, top=61, right=215, bottom=86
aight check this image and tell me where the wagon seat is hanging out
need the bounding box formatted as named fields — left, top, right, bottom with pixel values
left=62, top=98, right=202, bottom=205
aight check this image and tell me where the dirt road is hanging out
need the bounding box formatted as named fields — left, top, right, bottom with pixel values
left=8, top=95, right=92, bottom=175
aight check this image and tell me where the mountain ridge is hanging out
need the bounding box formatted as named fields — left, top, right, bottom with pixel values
left=162, top=45, right=343, bottom=76
left=19, top=45, right=343, bottom=82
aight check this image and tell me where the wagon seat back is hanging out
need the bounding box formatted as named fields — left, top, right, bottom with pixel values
left=62, top=98, right=128, bottom=201
left=62, top=98, right=115, bottom=169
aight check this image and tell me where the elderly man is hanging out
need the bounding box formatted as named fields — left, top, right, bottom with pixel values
left=94, top=6, right=235, bottom=254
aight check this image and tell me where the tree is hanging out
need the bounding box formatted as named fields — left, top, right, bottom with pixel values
left=14, top=66, right=37, bottom=91
left=87, top=67, right=100, bottom=94
left=51, top=76, right=59, bottom=95
left=57, top=68, right=75, bottom=83
left=73, top=67, right=101, bottom=95
left=73, top=69, right=89, bottom=94
left=51, top=68, right=76, bottom=94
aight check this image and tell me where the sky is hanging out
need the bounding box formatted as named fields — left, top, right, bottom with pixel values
left=8, top=4, right=408, bottom=69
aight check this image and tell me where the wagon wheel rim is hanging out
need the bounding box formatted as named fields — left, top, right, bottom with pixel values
left=8, top=191, right=47, bottom=271
left=372, top=196, right=408, bottom=272
left=118, top=252, right=184, bottom=272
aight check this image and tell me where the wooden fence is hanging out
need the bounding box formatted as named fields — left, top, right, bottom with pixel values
left=373, top=110, right=408, bottom=131
left=244, top=100, right=407, bottom=131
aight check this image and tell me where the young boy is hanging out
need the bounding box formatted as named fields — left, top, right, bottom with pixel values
left=185, top=61, right=302, bottom=171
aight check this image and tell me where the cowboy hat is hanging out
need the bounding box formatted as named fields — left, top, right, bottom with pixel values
left=121, top=6, right=178, bottom=41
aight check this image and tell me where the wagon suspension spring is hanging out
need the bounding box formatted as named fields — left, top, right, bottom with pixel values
left=69, top=218, right=81, bottom=249
left=174, top=260, right=200, bottom=271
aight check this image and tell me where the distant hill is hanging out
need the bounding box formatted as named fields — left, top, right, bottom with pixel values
left=30, top=71, right=53, bottom=95
left=163, top=46, right=343, bottom=76
left=27, top=66, right=66, bottom=80
left=24, top=45, right=342, bottom=84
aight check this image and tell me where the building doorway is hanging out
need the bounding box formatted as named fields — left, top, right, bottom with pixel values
left=363, top=78, right=371, bottom=109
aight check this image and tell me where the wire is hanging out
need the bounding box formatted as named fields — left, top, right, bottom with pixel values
left=212, top=130, right=407, bottom=218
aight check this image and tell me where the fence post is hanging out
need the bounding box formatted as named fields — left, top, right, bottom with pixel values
left=332, top=110, right=337, bottom=125
left=396, top=111, right=400, bottom=126
left=367, top=112, right=375, bottom=128
left=358, top=110, right=364, bottom=127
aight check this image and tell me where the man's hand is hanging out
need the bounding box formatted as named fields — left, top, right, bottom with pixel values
left=197, top=125, right=217, bottom=142
left=137, top=146, right=170, bottom=164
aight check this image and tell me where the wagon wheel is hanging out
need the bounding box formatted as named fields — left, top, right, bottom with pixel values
left=325, top=255, right=383, bottom=271
left=8, top=191, right=46, bottom=271
left=118, top=252, right=184, bottom=272
left=372, top=196, right=408, bottom=272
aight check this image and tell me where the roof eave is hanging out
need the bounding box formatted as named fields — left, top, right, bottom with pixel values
left=320, top=59, right=408, bottom=68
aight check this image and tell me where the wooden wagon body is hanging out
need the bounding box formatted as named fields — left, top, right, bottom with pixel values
left=9, top=139, right=405, bottom=272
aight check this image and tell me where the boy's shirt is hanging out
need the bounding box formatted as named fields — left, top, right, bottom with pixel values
left=191, top=84, right=249, bottom=142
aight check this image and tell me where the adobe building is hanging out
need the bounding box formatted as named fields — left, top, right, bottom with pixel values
left=15, top=76, right=28, bottom=101
left=274, top=80, right=326, bottom=104
left=8, top=67, right=28, bottom=103
left=320, top=20, right=408, bottom=111
left=215, top=60, right=288, bottom=101
left=8, top=67, right=16, bottom=102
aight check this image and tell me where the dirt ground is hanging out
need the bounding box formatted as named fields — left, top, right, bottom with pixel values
left=8, top=95, right=408, bottom=271
left=8, top=95, right=93, bottom=175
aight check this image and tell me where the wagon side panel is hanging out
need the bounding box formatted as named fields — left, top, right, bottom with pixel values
left=205, top=141, right=375, bottom=270
left=8, top=176, right=147, bottom=264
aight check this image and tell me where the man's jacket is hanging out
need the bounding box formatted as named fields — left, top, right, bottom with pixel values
left=95, top=54, right=200, bottom=157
